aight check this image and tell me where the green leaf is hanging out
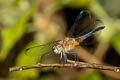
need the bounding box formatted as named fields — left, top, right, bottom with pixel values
left=58, top=0, right=91, bottom=8
left=112, top=31, right=120, bottom=55
left=1, top=0, right=37, bottom=59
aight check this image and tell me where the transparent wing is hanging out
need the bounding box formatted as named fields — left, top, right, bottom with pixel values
left=25, top=40, right=59, bottom=57
left=40, top=50, right=61, bottom=64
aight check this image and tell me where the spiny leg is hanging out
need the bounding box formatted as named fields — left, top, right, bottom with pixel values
left=69, top=52, right=78, bottom=62
left=59, top=52, right=63, bottom=63
left=63, top=53, right=67, bottom=63
left=59, top=53, right=67, bottom=63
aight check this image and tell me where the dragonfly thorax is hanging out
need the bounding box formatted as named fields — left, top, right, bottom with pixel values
left=53, top=38, right=78, bottom=54
left=53, top=44, right=64, bottom=54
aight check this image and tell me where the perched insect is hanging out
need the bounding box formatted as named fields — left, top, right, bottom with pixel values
left=26, top=10, right=105, bottom=63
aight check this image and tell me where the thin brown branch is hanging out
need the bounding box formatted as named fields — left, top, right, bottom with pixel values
left=9, top=60, right=120, bottom=72
left=74, top=47, right=120, bottom=79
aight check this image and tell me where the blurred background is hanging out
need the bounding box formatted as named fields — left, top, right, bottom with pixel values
left=0, top=0, right=120, bottom=80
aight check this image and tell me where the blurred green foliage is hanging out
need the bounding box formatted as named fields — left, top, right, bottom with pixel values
left=1, top=0, right=39, bottom=79
left=112, top=31, right=120, bottom=55
left=77, top=70, right=103, bottom=80
left=58, top=0, right=91, bottom=7
left=1, top=0, right=37, bottom=59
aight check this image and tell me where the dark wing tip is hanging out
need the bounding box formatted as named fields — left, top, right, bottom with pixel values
left=96, top=26, right=105, bottom=31
left=92, top=26, right=105, bottom=33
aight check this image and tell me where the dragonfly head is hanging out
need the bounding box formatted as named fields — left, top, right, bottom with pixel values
left=53, top=44, right=63, bottom=54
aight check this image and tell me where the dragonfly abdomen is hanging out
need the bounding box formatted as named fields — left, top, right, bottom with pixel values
left=75, top=26, right=105, bottom=44
left=75, top=37, right=87, bottom=44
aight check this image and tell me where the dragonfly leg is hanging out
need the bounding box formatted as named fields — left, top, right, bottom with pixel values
left=59, top=52, right=63, bottom=63
left=63, top=53, right=67, bottom=63
left=69, top=52, right=78, bottom=62
left=59, top=52, right=67, bottom=63
left=60, top=52, right=63, bottom=61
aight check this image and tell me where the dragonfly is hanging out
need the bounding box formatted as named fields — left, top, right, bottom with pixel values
left=25, top=10, right=105, bottom=63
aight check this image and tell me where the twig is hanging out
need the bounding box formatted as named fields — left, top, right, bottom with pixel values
left=74, top=47, right=120, bottom=79
left=9, top=60, right=120, bottom=72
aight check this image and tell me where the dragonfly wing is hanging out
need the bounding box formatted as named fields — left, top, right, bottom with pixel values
left=66, top=10, right=104, bottom=50
left=40, top=49, right=62, bottom=64
left=25, top=40, right=58, bottom=57
left=67, top=10, right=102, bottom=38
